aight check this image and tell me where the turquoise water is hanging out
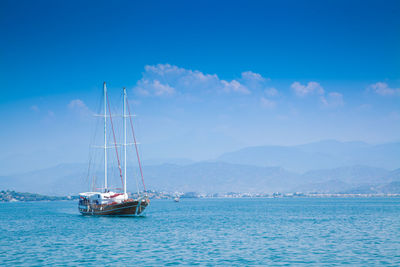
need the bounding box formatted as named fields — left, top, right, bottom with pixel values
left=1, top=198, right=400, bottom=266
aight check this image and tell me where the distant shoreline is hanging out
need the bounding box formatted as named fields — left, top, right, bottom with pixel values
left=0, top=190, right=79, bottom=203
left=1, top=190, right=399, bottom=202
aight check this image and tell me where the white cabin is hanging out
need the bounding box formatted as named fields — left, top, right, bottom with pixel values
left=79, top=192, right=128, bottom=205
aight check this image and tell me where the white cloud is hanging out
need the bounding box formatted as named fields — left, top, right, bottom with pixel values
left=320, top=92, right=344, bottom=108
left=260, top=97, right=276, bottom=109
left=291, top=81, right=324, bottom=97
left=241, top=71, right=267, bottom=82
left=152, top=80, right=175, bottom=96
left=134, top=64, right=255, bottom=96
left=240, top=71, right=272, bottom=94
left=291, top=81, right=343, bottom=109
left=68, top=99, right=87, bottom=110
left=136, top=87, right=151, bottom=96
left=137, top=79, right=175, bottom=96
left=368, top=82, right=400, bottom=96
left=68, top=99, right=91, bottom=116
left=221, top=80, right=250, bottom=94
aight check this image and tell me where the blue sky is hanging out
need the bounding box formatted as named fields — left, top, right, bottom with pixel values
left=0, top=0, right=399, bottom=169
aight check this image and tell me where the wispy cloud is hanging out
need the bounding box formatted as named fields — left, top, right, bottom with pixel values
left=291, top=81, right=324, bottom=97
left=68, top=99, right=87, bottom=110
left=241, top=71, right=268, bottom=82
left=68, top=99, right=91, bottom=116
left=136, top=79, right=176, bottom=96
left=368, top=82, right=400, bottom=96
left=41, top=110, right=56, bottom=123
left=134, top=65, right=350, bottom=111
left=134, top=64, right=268, bottom=96
left=291, top=81, right=344, bottom=109
left=264, top=87, right=278, bottom=97
left=240, top=71, right=271, bottom=94
left=221, top=80, right=249, bottom=94
left=320, top=92, right=344, bottom=108
left=260, top=87, right=278, bottom=109
left=260, top=97, right=276, bottom=109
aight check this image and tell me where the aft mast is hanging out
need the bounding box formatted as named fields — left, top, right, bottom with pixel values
left=103, top=82, right=108, bottom=192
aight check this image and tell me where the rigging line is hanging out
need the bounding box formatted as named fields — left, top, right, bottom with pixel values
left=126, top=97, right=146, bottom=192
left=86, top=88, right=103, bottom=190
left=106, top=92, right=125, bottom=190
left=94, top=94, right=108, bottom=190
left=135, top=171, right=140, bottom=196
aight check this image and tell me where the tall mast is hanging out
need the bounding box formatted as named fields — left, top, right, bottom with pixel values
left=103, top=82, right=108, bottom=192
left=123, top=87, right=127, bottom=195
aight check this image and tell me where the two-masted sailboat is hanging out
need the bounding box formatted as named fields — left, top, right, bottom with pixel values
left=78, top=82, right=149, bottom=215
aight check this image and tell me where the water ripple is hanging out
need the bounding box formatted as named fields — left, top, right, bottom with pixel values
left=1, top=198, right=400, bottom=265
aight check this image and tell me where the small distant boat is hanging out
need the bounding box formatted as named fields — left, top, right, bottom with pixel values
left=174, top=197, right=180, bottom=202
left=79, top=83, right=149, bottom=216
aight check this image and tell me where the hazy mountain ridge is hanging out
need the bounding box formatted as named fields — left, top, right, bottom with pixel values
left=217, top=140, right=400, bottom=172
left=3, top=140, right=399, bottom=175
left=143, top=162, right=299, bottom=193
left=1, top=140, right=398, bottom=195
left=0, top=163, right=89, bottom=196
left=300, top=165, right=390, bottom=184
left=1, top=162, right=399, bottom=196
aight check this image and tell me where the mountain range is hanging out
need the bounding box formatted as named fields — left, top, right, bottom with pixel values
left=1, top=163, right=399, bottom=196
left=217, top=140, right=400, bottom=172
left=1, top=140, right=399, bottom=195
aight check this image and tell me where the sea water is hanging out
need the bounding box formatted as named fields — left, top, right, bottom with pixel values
left=0, top=198, right=399, bottom=266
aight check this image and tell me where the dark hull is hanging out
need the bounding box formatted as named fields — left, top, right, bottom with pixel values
left=79, top=199, right=149, bottom=216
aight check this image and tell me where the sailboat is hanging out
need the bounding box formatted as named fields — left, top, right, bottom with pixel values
left=78, top=82, right=149, bottom=216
